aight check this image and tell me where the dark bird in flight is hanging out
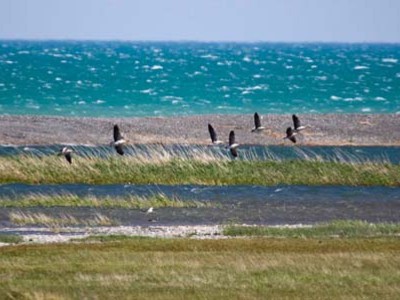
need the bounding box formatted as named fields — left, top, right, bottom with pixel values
left=251, top=112, right=265, bottom=132
left=284, top=127, right=297, bottom=143
left=292, top=114, right=309, bottom=132
left=111, top=124, right=126, bottom=155
left=59, top=147, right=73, bottom=164
left=208, top=123, right=223, bottom=145
left=228, top=130, right=240, bottom=157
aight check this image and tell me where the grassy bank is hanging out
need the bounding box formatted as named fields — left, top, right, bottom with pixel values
left=0, top=154, right=399, bottom=186
left=1, top=237, right=399, bottom=299
left=224, top=220, right=400, bottom=238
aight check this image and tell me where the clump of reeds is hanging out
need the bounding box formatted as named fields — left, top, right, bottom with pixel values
left=0, top=193, right=211, bottom=209
left=9, top=211, right=116, bottom=227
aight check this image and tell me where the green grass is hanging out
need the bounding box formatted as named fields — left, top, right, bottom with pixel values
left=224, top=220, right=400, bottom=238
left=9, top=211, right=117, bottom=227
left=0, top=154, right=399, bottom=186
left=0, top=193, right=211, bottom=209
left=0, top=237, right=399, bottom=299
left=0, top=234, right=23, bottom=244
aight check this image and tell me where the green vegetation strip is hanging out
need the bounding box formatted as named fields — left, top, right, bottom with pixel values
left=224, top=220, right=400, bottom=238
left=9, top=211, right=118, bottom=227
left=0, top=155, right=399, bottom=186
left=1, top=237, right=400, bottom=299
left=0, top=193, right=210, bottom=209
left=0, top=234, right=23, bottom=244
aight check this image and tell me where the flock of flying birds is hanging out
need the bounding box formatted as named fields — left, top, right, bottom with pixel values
left=59, top=113, right=309, bottom=164
left=209, top=113, right=309, bottom=158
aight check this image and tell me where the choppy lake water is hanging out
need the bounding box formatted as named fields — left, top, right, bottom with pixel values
left=1, top=41, right=400, bottom=116
left=1, top=184, right=399, bottom=226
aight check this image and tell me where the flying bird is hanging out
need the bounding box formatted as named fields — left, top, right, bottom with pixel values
left=208, top=123, right=223, bottom=145
left=228, top=130, right=240, bottom=157
left=292, top=114, right=309, bottom=132
left=284, top=127, right=297, bottom=143
left=59, top=147, right=73, bottom=164
left=251, top=112, right=265, bottom=132
left=111, top=124, right=126, bottom=155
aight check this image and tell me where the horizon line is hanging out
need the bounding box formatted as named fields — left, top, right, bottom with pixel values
left=0, top=38, right=400, bottom=45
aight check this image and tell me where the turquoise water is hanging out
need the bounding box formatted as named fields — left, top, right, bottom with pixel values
left=0, top=41, right=399, bottom=117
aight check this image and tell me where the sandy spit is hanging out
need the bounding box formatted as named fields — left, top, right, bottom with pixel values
left=0, top=114, right=399, bottom=146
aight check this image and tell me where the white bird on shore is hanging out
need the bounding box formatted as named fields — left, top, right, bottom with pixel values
left=292, top=114, right=310, bottom=133
left=58, top=147, right=73, bottom=164
left=144, top=207, right=157, bottom=222
left=110, top=124, right=126, bottom=155
left=228, top=130, right=239, bottom=158
left=208, top=123, right=223, bottom=145
left=251, top=112, right=265, bottom=132
left=284, top=127, right=297, bottom=143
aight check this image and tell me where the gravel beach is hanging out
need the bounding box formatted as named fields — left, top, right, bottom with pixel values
left=0, top=114, right=399, bottom=146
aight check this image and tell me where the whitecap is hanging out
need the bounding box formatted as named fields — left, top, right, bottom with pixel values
left=140, top=89, right=153, bottom=94
left=382, top=58, right=398, bottom=63
left=243, top=56, right=251, bottom=62
left=200, top=54, right=218, bottom=60
left=374, top=96, right=386, bottom=101
left=330, top=95, right=342, bottom=101
left=361, top=107, right=371, bottom=112
left=94, top=99, right=105, bottom=104
left=55, top=77, right=62, bottom=81
left=253, top=74, right=262, bottom=78
left=151, top=65, right=163, bottom=70
left=78, top=101, right=86, bottom=105
left=354, top=65, right=369, bottom=70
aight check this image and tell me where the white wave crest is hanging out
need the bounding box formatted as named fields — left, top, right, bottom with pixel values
left=382, top=58, right=398, bottom=63
left=354, top=65, right=369, bottom=70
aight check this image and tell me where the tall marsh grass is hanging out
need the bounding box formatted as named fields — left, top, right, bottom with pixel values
left=0, top=146, right=399, bottom=186
left=0, top=193, right=210, bottom=209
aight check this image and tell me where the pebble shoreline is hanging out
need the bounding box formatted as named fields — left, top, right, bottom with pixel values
left=0, top=114, right=399, bottom=146
left=0, top=224, right=312, bottom=245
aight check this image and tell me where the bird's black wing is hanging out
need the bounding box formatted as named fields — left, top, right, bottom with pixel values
left=286, top=127, right=296, bottom=143
left=254, top=112, right=262, bottom=129
left=230, top=147, right=238, bottom=157
left=229, top=131, right=235, bottom=146
left=115, top=144, right=124, bottom=155
left=113, top=124, right=123, bottom=142
left=292, top=114, right=301, bottom=130
left=65, top=153, right=72, bottom=164
left=208, top=123, right=217, bottom=143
